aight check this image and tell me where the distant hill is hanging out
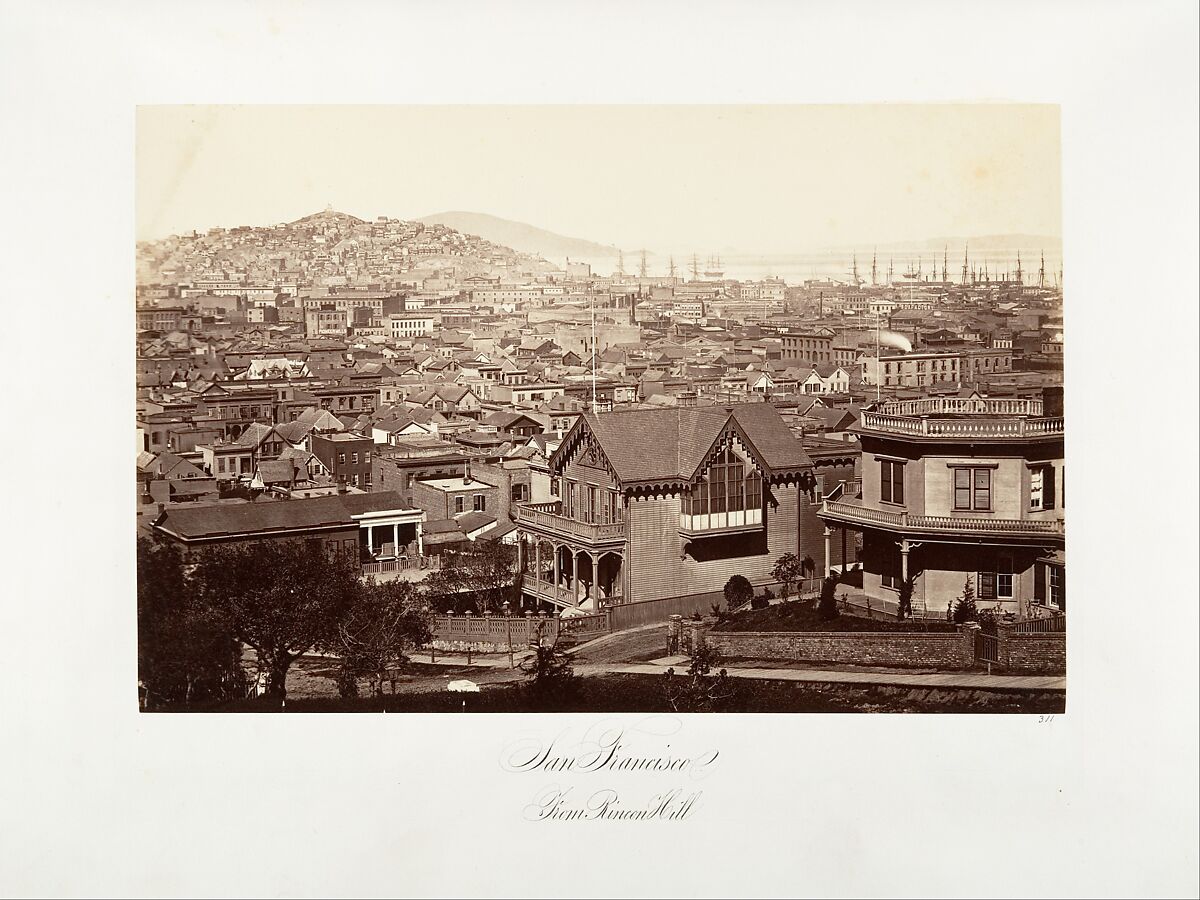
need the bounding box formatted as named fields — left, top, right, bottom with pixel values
left=418, top=211, right=621, bottom=262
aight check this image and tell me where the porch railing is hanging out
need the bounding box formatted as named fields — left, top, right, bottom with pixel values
left=361, top=555, right=439, bottom=576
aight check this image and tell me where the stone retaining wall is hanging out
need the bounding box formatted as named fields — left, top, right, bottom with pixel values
left=703, top=628, right=975, bottom=669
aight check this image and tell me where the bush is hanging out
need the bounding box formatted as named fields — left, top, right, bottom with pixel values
left=951, top=576, right=978, bottom=625
left=897, top=575, right=915, bottom=620
left=817, top=576, right=840, bottom=621
left=723, top=575, right=754, bottom=610
left=750, top=593, right=770, bottom=610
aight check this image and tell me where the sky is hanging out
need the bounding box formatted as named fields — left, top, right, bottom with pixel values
left=137, top=105, right=1061, bottom=254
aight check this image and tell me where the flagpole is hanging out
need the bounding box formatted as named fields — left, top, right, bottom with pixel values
left=875, top=312, right=881, bottom=402
left=591, top=290, right=598, bottom=414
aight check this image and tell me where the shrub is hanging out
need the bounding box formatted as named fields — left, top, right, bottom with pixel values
left=951, top=576, right=978, bottom=625
left=817, top=576, right=840, bottom=621
left=723, top=575, right=754, bottom=610
left=771, top=553, right=803, bottom=601
left=897, top=574, right=915, bottom=620
left=663, top=644, right=736, bottom=713
left=519, top=624, right=578, bottom=710
left=750, top=593, right=770, bottom=610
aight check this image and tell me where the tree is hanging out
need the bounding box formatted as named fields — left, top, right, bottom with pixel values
left=817, top=575, right=840, bottom=621
left=723, top=575, right=754, bottom=611
left=897, top=574, right=916, bottom=620
left=519, top=621, right=578, bottom=710
left=328, top=580, right=432, bottom=699
left=663, top=644, right=736, bottom=712
left=190, top=539, right=362, bottom=703
left=771, top=552, right=803, bottom=601
left=952, top=576, right=978, bottom=625
left=137, top=536, right=243, bottom=709
left=425, top=540, right=518, bottom=614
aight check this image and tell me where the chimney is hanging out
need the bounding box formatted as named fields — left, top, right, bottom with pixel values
left=464, top=458, right=472, bottom=485
left=337, top=476, right=348, bottom=494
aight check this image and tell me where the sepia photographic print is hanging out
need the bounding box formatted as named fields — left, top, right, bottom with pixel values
left=4, top=2, right=1197, bottom=897
left=136, top=105, right=1068, bottom=715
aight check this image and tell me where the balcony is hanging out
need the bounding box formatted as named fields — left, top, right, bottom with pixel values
left=820, top=498, right=1065, bottom=540
left=514, top=501, right=627, bottom=547
left=858, top=397, right=1064, bottom=441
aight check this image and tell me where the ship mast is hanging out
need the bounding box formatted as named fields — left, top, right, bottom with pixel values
left=617, top=249, right=625, bottom=277
left=961, top=243, right=970, bottom=285
left=1038, top=250, right=1046, bottom=289
left=638, top=249, right=648, bottom=279
left=690, top=253, right=699, bottom=281
left=871, top=249, right=878, bottom=286
left=668, top=255, right=677, bottom=278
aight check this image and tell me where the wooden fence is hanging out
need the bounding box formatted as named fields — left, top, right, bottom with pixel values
left=1011, top=612, right=1066, bottom=633
left=431, top=611, right=609, bottom=649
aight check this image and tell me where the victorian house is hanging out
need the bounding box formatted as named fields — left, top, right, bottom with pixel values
left=818, top=394, right=1065, bottom=618
left=514, top=403, right=814, bottom=611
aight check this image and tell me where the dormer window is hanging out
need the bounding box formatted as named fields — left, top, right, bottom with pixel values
left=680, top=446, right=763, bottom=534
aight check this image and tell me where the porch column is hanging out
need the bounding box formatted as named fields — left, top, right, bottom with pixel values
left=392, top=523, right=399, bottom=556
left=553, top=544, right=561, bottom=595
left=367, top=524, right=375, bottom=555
left=823, top=526, right=832, bottom=576
left=534, top=541, right=541, bottom=586
left=576, top=549, right=585, bottom=607
left=588, top=551, right=598, bottom=603
left=900, top=539, right=910, bottom=581
left=415, top=521, right=424, bottom=557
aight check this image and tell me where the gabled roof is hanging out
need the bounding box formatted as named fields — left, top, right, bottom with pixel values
left=554, top=403, right=811, bottom=488
left=154, top=491, right=411, bottom=541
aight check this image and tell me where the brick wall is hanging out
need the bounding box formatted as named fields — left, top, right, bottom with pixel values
left=703, top=628, right=975, bottom=669
left=999, top=630, right=1066, bottom=674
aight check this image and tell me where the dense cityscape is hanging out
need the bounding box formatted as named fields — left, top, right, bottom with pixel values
left=136, top=206, right=1066, bottom=712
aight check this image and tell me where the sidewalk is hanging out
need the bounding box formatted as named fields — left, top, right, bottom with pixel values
left=414, top=648, right=1065, bottom=692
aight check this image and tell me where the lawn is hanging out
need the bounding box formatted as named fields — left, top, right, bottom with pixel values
left=713, top=602, right=958, bottom=634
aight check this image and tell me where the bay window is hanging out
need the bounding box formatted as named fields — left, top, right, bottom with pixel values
left=681, top=446, right=763, bottom=532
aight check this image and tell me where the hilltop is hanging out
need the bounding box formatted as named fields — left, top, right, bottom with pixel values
left=418, top=211, right=621, bottom=262
left=136, top=209, right=556, bottom=286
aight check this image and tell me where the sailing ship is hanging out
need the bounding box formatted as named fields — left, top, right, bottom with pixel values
left=703, top=254, right=724, bottom=278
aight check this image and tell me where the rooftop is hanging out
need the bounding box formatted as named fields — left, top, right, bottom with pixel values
left=857, top=397, right=1064, bottom=441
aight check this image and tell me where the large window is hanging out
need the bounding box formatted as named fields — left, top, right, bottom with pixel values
left=880, top=459, right=905, bottom=505
left=681, top=445, right=763, bottom=531
left=954, top=467, right=991, bottom=511
left=1030, top=465, right=1056, bottom=510
left=979, top=556, right=1013, bottom=601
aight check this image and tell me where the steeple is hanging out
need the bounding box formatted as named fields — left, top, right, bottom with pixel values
left=1015, top=250, right=1023, bottom=285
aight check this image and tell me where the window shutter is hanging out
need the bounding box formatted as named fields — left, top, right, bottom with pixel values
left=1044, top=466, right=1056, bottom=510
left=979, top=571, right=997, bottom=600
left=1034, top=563, right=1046, bottom=601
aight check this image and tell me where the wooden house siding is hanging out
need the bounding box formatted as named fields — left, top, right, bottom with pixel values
left=625, top=483, right=800, bottom=603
